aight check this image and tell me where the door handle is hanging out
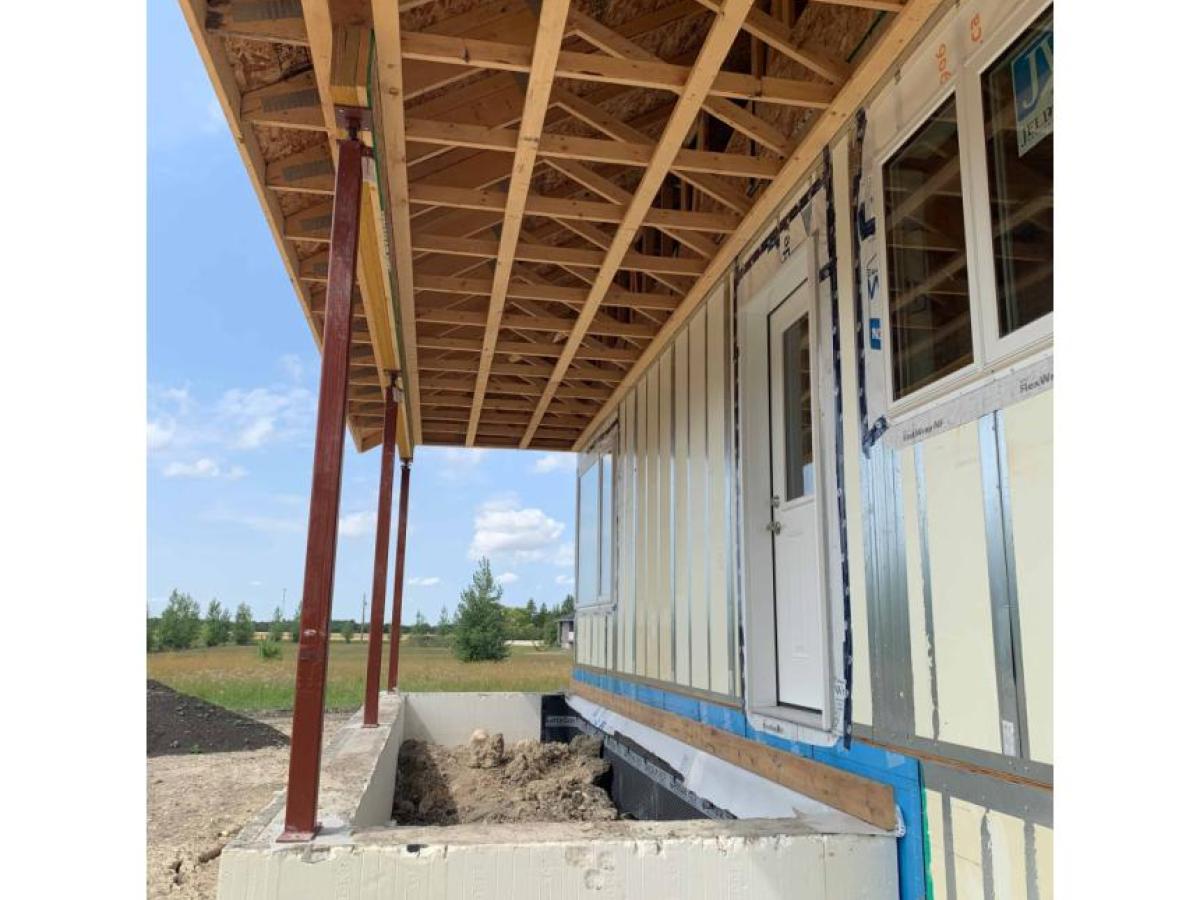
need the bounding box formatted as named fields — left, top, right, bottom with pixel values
left=767, top=520, right=782, bottom=535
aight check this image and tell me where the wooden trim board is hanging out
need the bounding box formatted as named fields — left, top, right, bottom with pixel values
left=570, top=678, right=897, bottom=831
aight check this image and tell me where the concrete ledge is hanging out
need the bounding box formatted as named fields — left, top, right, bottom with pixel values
left=218, top=692, right=899, bottom=899
left=219, top=818, right=898, bottom=898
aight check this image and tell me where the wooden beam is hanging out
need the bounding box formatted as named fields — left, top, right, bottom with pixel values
left=573, top=0, right=948, bottom=451
left=565, top=11, right=790, bottom=159
left=408, top=184, right=740, bottom=233
left=691, top=0, right=852, bottom=84
left=570, top=680, right=896, bottom=831
left=265, top=143, right=335, bottom=194
left=409, top=232, right=706, bottom=277
left=418, top=333, right=640, bottom=364
left=204, top=0, right=308, bottom=45
left=404, top=117, right=780, bottom=180
left=416, top=307, right=658, bottom=339
left=521, top=0, right=758, bottom=447
left=284, top=200, right=334, bottom=242
left=463, top=0, right=571, bottom=446
left=398, top=32, right=839, bottom=108
left=414, top=274, right=679, bottom=311
left=812, top=0, right=905, bottom=11
left=241, top=69, right=325, bottom=131
left=370, top=0, right=424, bottom=444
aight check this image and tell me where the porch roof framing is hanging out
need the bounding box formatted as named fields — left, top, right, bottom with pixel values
left=183, top=0, right=950, bottom=452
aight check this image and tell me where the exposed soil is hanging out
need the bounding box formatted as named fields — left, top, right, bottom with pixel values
left=146, top=680, right=348, bottom=899
left=147, top=680, right=289, bottom=756
left=394, top=730, right=619, bottom=825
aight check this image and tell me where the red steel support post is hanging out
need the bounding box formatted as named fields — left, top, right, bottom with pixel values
left=280, top=124, right=364, bottom=842
left=387, top=457, right=412, bottom=691
left=363, top=385, right=397, bottom=725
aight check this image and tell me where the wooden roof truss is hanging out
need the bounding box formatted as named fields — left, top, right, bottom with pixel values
left=185, top=0, right=947, bottom=453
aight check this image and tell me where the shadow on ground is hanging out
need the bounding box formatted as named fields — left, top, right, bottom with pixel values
left=147, top=680, right=289, bottom=757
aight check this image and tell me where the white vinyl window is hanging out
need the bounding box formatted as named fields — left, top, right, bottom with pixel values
left=576, top=427, right=617, bottom=609
left=878, top=2, right=1053, bottom=413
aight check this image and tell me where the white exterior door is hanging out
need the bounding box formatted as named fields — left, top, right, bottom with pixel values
left=767, top=284, right=826, bottom=711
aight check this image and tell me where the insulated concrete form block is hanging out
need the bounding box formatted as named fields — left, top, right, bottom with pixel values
left=924, top=423, right=1002, bottom=753
left=219, top=820, right=898, bottom=900
left=402, top=692, right=541, bottom=745
left=1002, top=391, right=1053, bottom=765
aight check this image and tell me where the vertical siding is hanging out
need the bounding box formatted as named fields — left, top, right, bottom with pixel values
left=899, top=446, right=936, bottom=739
left=706, top=297, right=731, bottom=695
left=687, top=312, right=711, bottom=691
left=1003, top=391, right=1053, bottom=765
left=645, top=363, right=662, bottom=679
left=672, top=329, right=692, bottom=686
left=635, top=379, right=649, bottom=677
left=597, top=285, right=735, bottom=698
left=658, top=354, right=675, bottom=681
left=620, top=393, right=637, bottom=673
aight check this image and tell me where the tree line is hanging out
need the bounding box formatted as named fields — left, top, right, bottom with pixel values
left=147, top=559, right=574, bottom=660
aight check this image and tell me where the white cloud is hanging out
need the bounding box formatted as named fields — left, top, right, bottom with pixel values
left=468, top=495, right=565, bottom=564
left=555, top=574, right=574, bottom=587
left=432, top=446, right=487, bottom=482
left=408, top=576, right=441, bottom=587
left=532, top=452, right=576, bottom=474
left=553, top=542, right=575, bottom=568
left=163, top=457, right=221, bottom=479
left=161, top=457, right=247, bottom=480
left=218, top=385, right=314, bottom=450
left=147, top=419, right=175, bottom=452
left=205, top=509, right=304, bottom=534
left=338, top=510, right=376, bottom=538
left=250, top=580, right=262, bottom=587
left=496, top=571, right=519, bottom=586
left=279, top=353, right=304, bottom=382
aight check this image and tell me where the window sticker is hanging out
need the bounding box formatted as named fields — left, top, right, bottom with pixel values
left=1011, top=28, right=1053, bottom=157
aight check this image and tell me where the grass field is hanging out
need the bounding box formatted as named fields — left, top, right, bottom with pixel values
left=147, top=642, right=573, bottom=711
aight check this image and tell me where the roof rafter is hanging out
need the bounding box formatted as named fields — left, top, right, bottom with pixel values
left=520, top=0, right=759, bottom=446
left=463, top=0, right=572, bottom=445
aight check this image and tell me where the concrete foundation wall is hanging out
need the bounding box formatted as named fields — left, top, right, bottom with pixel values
left=219, top=693, right=899, bottom=900
left=402, top=692, right=541, bottom=746
left=219, top=819, right=898, bottom=899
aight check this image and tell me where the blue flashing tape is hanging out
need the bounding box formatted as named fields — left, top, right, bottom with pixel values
left=571, top=668, right=927, bottom=900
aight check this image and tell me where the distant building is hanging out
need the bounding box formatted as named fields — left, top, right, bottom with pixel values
left=556, top=615, right=574, bottom=649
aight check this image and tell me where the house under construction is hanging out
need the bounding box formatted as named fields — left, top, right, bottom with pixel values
left=180, top=0, right=1053, bottom=896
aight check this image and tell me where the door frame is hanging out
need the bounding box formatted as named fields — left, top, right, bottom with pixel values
left=736, top=236, right=839, bottom=740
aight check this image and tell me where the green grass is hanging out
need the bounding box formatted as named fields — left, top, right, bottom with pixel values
left=147, top=641, right=572, bottom=711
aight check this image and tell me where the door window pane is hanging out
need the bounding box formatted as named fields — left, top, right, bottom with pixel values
left=577, top=462, right=598, bottom=607
left=983, top=8, right=1053, bottom=336
left=781, top=315, right=814, bottom=500
left=599, top=451, right=613, bottom=602
left=884, top=96, right=974, bottom=399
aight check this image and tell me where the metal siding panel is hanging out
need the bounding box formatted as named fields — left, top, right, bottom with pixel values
left=707, top=296, right=731, bottom=696
left=622, top=393, right=637, bottom=674
left=900, top=446, right=935, bottom=739
left=646, top=364, right=662, bottom=680
left=1002, top=391, right=1053, bottom=765
left=658, top=354, right=675, bottom=683
left=636, top=379, right=649, bottom=676
left=925, top=424, right=1002, bottom=753
left=673, top=328, right=693, bottom=687
left=688, top=313, right=711, bottom=691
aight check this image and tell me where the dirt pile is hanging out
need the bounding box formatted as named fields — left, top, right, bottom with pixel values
left=394, top=730, right=618, bottom=825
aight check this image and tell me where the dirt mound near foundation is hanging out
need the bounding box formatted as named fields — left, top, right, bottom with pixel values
left=146, top=680, right=289, bottom=757
left=394, top=731, right=617, bottom=825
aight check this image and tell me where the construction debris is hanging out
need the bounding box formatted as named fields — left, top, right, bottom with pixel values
left=393, top=731, right=618, bottom=825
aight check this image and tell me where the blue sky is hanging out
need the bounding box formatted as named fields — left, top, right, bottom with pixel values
left=147, top=3, right=576, bottom=624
